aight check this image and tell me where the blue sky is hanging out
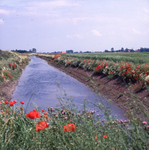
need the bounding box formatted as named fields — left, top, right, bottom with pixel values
left=0, top=0, right=149, bottom=52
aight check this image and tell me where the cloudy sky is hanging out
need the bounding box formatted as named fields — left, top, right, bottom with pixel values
left=0, top=0, right=149, bottom=52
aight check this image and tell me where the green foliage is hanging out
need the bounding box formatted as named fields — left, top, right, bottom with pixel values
left=107, top=74, right=114, bottom=80
left=0, top=76, right=4, bottom=82
left=135, top=83, right=144, bottom=92
left=0, top=96, right=149, bottom=150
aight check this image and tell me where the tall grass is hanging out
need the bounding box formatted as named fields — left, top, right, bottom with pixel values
left=0, top=95, right=149, bottom=150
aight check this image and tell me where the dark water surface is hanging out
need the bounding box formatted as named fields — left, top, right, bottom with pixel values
left=12, top=56, right=127, bottom=120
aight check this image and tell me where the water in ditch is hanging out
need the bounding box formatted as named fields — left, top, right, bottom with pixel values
left=11, top=56, right=127, bottom=120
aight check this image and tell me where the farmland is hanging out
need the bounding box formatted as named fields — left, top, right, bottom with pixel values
left=61, top=52, right=149, bottom=64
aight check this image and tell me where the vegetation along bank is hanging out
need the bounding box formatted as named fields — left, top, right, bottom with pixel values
left=0, top=50, right=30, bottom=101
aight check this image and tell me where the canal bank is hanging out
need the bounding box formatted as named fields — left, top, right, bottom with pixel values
left=0, top=59, right=30, bottom=102
left=37, top=55, right=149, bottom=122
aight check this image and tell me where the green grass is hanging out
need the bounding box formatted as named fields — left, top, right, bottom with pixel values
left=0, top=94, right=149, bottom=150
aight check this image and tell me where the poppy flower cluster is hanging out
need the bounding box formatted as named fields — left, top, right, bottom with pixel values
left=54, top=54, right=60, bottom=60
left=43, top=112, right=50, bottom=120
left=26, top=109, right=41, bottom=119
left=54, top=55, right=149, bottom=84
left=9, top=63, right=16, bottom=70
left=36, top=121, right=49, bottom=132
left=4, top=100, right=24, bottom=107
left=95, top=61, right=109, bottom=74
left=63, top=123, right=76, bottom=132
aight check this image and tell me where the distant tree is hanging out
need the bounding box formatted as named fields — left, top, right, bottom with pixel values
left=111, top=47, right=114, bottom=52
left=105, top=50, right=109, bottom=53
left=130, top=49, right=134, bottom=52
left=121, top=47, right=124, bottom=52
left=125, top=48, right=129, bottom=52
left=84, top=51, right=91, bottom=53
left=66, top=50, right=73, bottom=53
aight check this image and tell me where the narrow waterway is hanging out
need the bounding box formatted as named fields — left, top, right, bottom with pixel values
left=11, top=56, right=127, bottom=120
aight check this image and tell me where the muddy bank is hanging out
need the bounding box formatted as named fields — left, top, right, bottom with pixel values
left=0, top=79, right=20, bottom=101
left=38, top=56, right=149, bottom=121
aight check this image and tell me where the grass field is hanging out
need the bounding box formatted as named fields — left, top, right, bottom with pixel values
left=61, top=52, right=149, bottom=64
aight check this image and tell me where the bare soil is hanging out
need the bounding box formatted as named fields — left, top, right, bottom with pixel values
left=0, top=78, right=20, bottom=101
left=0, top=64, right=29, bottom=102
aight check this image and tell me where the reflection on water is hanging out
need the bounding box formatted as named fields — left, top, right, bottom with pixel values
left=12, top=56, right=127, bottom=120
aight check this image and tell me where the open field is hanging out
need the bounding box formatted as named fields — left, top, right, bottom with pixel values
left=61, top=52, right=149, bottom=64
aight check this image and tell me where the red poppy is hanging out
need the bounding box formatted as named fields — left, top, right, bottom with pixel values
left=95, top=134, right=98, bottom=141
left=42, top=109, right=45, bottom=112
left=20, top=101, right=24, bottom=104
left=43, top=112, right=48, bottom=115
left=36, top=121, right=49, bottom=132
left=46, top=117, right=50, bottom=121
left=20, top=107, right=24, bottom=110
left=103, top=135, right=108, bottom=139
left=26, top=109, right=41, bottom=119
left=17, top=114, right=21, bottom=116
left=13, top=100, right=17, bottom=104
left=5, top=100, right=9, bottom=104
left=63, top=123, right=76, bottom=132
left=9, top=101, right=14, bottom=106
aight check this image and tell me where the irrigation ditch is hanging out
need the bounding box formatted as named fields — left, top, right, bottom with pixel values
left=37, top=55, right=149, bottom=122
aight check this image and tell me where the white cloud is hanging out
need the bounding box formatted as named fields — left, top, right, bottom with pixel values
left=91, top=29, right=102, bottom=36
left=66, top=34, right=82, bottom=39
left=132, top=28, right=141, bottom=34
left=0, top=9, right=11, bottom=15
left=27, top=0, right=79, bottom=11
left=72, top=17, right=88, bottom=24
left=143, top=8, right=149, bottom=13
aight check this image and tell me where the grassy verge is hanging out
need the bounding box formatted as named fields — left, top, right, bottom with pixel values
left=0, top=96, right=149, bottom=149
left=0, top=50, right=30, bottom=101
